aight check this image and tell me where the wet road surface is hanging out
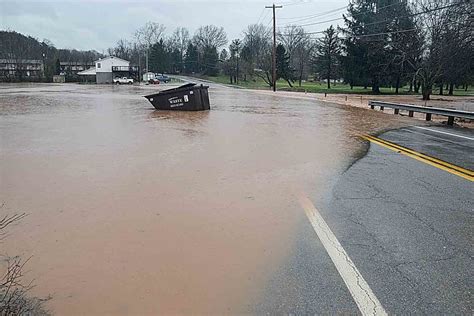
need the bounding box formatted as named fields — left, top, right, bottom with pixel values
left=381, top=125, right=474, bottom=170
left=322, top=125, right=473, bottom=314
left=0, top=82, right=471, bottom=314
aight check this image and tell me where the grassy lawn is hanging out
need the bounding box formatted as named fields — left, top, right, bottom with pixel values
left=195, top=74, right=473, bottom=97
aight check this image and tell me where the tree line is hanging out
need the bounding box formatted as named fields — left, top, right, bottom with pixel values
left=2, top=0, right=471, bottom=99
left=108, top=0, right=471, bottom=99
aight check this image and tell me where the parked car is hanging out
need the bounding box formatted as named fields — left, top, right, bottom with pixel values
left=156, top=74, right=170, bottom=83
left=113, top=77, right=134, bottom=84
left=148, top=78, right=160, bottom=84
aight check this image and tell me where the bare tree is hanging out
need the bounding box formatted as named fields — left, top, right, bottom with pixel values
left=107, top=39, right=133, bottom=61
left=279, top=25, right=312, bottom=87
left=134, top=22, right=166, bottom=73
left=411, top=0, right=471, bottom=100
left=0, top=212, right=26, bottom=242
left=254, top=56, right=273, bottom=88
left=193, top=25, right=228, bottom=50
left=438, top=0, right=473, bottom=94
left=294, top=37, right=313, bottom=87
left=242, top=24, right=272, bottom=69
left=134, top=22, right=166, bottom=47
left=0, top=206, right=50, bottom=315
left=278, top=25, right=307, bottom=57
left=241, top=24, right=272, bottom=83
left=170, top=27, right=190, bottom=72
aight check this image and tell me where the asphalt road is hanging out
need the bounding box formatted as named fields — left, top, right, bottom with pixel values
left=273, top=124, right=473, bottom=314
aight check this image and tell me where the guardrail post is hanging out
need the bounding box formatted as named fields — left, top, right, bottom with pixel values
left=370, top=104, right=374, bottom=109
left=380, top=106, right=384, bottom=111
left=394, top=109, right=399, bottom=115
left=409, top=111, right=414, bottom=117
left=447, top=116, right=454, bottom=126
left=426, top=113, right=432, bottom=121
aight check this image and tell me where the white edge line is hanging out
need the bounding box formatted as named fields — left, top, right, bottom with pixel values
left=298, top=195, right=387, bottom=316
left=413, top=126, right=474, bottom=141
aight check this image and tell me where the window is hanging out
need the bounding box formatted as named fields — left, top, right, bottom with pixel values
left=97, top=63, right=101, bottom=69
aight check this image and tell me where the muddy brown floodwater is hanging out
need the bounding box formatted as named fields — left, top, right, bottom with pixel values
left=1, top=82, right=412, bottom=315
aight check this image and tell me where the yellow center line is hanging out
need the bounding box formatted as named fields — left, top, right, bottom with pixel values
left=363, top=134, right=474, bottom=176
left=360, top=134, right=474, bottom=182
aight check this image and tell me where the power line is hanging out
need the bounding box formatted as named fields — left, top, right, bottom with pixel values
left=255, top=7, right=267, bottom=25
left=280, top=27, right=417, bottom=39
left=280, top=1, right=466, bottom=38
left=348, top=1, right=466, bottom=31
left=279, top=5, right=347, bottom=21
left=296, top=17, right=463, bottom=40
left=284, top=1, right=405, bottom=28
left=265, top=14, right=273, bottom=28
left=278, top=0, right=309, bottom=7
left=294, top=16, right=344, bottom=27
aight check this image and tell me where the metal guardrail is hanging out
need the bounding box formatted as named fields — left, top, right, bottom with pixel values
left=368, top=100, right=474, bottom=125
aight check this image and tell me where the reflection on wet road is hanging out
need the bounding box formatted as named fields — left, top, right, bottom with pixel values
left=1, top=82, right=411, bottom=314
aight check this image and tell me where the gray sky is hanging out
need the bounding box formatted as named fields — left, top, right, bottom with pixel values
left=1, top=0, right=349, bottom=52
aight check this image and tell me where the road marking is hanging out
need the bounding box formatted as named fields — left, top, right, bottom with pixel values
left=361, top=134, right=474, bottom=181
left=298, top=194, right=387, bottom=316
left=405, top=129, right=468, bottom=146
left=413, top=126, right=474, bottom=141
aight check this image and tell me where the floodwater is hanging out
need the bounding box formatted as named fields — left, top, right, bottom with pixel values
left=0, top=82, right=409, bottom=314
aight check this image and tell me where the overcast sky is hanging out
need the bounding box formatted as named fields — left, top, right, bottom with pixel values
left=1, top=0, right=349, bottom=52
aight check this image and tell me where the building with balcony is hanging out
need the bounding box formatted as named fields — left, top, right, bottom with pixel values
left=60, top=61, right=95, bottom=81
left=78, top=56, right=139, bottom=84
left=0, top=59, right=44, bottom=82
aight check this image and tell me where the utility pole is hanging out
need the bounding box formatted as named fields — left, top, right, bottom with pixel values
left=146, top=45, right=149, bottom=74
left=265, top=3, right=282, bottom=92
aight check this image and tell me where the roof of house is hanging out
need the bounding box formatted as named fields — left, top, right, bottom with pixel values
left=77, top=67, right=97, bottom=76
left=94, top=56, right=129, bottom=63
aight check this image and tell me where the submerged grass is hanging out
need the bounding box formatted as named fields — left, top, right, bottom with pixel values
left=194, top=75, right=473, bottom=97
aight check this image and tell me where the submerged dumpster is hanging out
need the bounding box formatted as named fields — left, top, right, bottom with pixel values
left=144, top=83, right=210, bottom=111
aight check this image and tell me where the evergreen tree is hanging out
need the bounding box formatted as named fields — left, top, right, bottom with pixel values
left=276, top=44, right=293, bottom=87
left=184, top=43, right=199, bottom=74
left=55, top=58, right=61, bottom=75
left=342, top=0, right=397, bottom=93
left=149, top=39, right=169, bottom=73
left=169, top=48, right=181, bottom=73
left=314, top=25, right=341, bottom=89
left=202, top=46, right=219, bottom=76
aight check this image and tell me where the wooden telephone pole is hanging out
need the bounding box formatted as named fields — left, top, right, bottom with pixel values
left=265, top=3, right=282, bottom=92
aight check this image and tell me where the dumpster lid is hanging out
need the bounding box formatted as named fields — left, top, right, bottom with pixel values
left=161, top=83, right=196, bottom=93
left=157, top=83, right=198, bottom=95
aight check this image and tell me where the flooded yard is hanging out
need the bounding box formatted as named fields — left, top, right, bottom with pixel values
left=0, top=82, right=410, bottom=314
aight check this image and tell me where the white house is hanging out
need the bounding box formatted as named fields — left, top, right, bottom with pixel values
left=78, top=56, right=138, bottom=84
